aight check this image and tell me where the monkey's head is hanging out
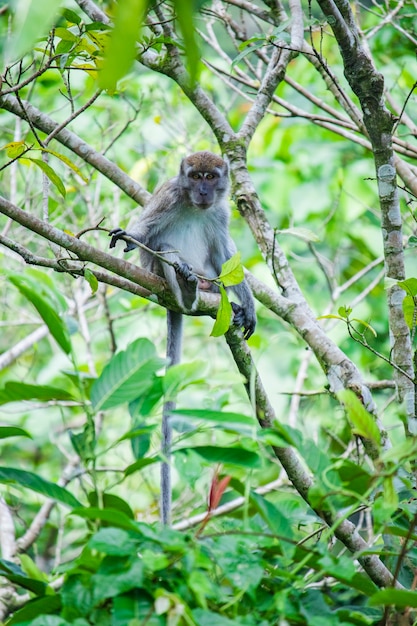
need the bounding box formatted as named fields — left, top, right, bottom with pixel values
left=179, top=151, right=229, bottom=209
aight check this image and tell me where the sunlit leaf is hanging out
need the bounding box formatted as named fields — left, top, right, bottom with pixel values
left=99, top=0, right=148, bottom=90
left=0, top=426, right=32, bottom=439
left=6, top=0, right=61, bottom=61
left=218, top=252, right=244, bottom=287
left=40, top=147, right=89, bottom=182
left=28, top=158, right=66, bottom=197
left=1, top=140, right=27, bottom=158
left=84, top=268, right=99, bottom=294
left=181, top=445, right=262, bottom=468
left=337, top=390, right=381, bottom=446
left=210, top=285, right=232, bottom=337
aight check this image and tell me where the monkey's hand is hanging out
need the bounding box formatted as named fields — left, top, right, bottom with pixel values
left=231, top=302, right=256, bottom=340
left=109, top=228, right=138, bottom=253
left=173, top=261, right=198, bottom=311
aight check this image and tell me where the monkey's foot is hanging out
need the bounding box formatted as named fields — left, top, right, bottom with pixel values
left=173, top=261, right=198, bottom=285
left=231, top=302, right=255, bottom=340
left=108, top=228, right=137, bottom=253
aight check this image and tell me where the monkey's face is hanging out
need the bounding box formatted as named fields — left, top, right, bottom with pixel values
left=187, top=171, right=224, bottom=208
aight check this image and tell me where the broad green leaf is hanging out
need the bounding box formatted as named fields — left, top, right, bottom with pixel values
left=28, top=157, right=66, bottom=197
left=90, top=338, right=165, bottom=411
left=0, top=426, right=31, bottom=439
left=402, top=294, right=416, bottom=329
left=210, top=285, right=232, bottom=337
left=397, top=277, right=417, bottom=296
left=172, top=409, right=255, bottom=426
left=8, top=275, right=71, bottom=354
left=369, top=588, right=417, bottom=608
left=20, top=554, right=49, bottom=583
left=0, top=559, right=48, bottom=595
left=0, top=381, right=74, bottom=405
left=89, top=528, right=138, bottom=555
left=99, top=0, right=147, bottom=90
left=218, top=252, right=244, bottom=287
left=70, top=507, right=140, bottom=532
left=181, top=445, right=261, bottom=468
left=84, top=268, right=99, bottom=294
left=6, top=0, right=61, bottom=61
left=88, top=492, right=135, bottom=519
left=337, top=390, right=381, bottom=446
left=0, top=467, right=81, bottom=508
left=5, top=595, right=62, bottom=625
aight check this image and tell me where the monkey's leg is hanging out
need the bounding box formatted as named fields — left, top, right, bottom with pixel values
left=161, top=310, right=183, bottom=525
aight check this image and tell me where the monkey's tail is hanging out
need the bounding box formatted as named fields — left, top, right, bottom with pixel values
left=161, top=310, right=183, bottom=525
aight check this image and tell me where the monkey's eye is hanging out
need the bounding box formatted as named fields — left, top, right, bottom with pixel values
left=205, top=173, right=215, bottom=180
left=190, top=173, right=200, bottom=180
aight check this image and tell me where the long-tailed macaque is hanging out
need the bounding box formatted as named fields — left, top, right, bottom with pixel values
left=109, top=151, right=256, bottom=524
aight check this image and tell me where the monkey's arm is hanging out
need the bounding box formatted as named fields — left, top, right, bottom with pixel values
left=108, top=227, right=143, bottom=253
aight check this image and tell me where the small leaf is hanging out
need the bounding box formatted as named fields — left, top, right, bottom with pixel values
left=210, top=285, right=232, bottom=337
left=338, top=305, right=352, bottom=318
left=337, top=390, right=381, bottom=446
left=0, top=426, right=32, bottom=439
left=1, top=140, right=27, bottom=158
left=84, top=268, right=99, bottom=294
left=208, top=475, right=231, bottom=511
left=124, top=457, right=159, bottom=476
left=28, top=158, right=66, bottom=197
left=408, top=235, right=417, bottom=247
left=70, top=507, right=140, bottom=532
left=62, top=7, right=82, bottom=24
left=0, top=467, right=81, bottom=508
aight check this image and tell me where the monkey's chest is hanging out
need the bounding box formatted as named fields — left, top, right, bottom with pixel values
left=163, top=216, right=217, bottom=277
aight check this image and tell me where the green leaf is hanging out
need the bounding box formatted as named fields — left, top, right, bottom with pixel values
left=351, top=317, right=377, bottom=337
left=172, top=409, right=255, bottom=426
left=84, top=268, right=99, bottom=294
left=317, top=314, right=346, bottom=322
left=124, top=457, right=159, bottom=476
left=90, top=338, right=165, bottom=411
left=397, top=277, right=417, bottom=296
left=163, top=360, right=207, bottom=396
left=338, top=305, right=352, bottom=318
left=6, top=0, right=61, bottom=61
left=369, top=588, right=417, bottom=608
left=173, top=0, right=200, bottom=84
left=0, top=467, right=82, bottom=508
left=1, top=140, right=27, bottom=158
left=0, top=426, right=32, bottom=439
left=28, top=158, right=66, bottom=197
left=9, top=275, right=72, bottom=354
left=181, top=445, right=262, bottom=468
left=6, top=595, right=62, bottom=625
left=62, top=8, right=82, bottom=24
left=0, top=381, right=74, bottom=405
left=99, top=0, right=148, bottom=90
left=70, top=507, right=140, bottom=532
left=409, top=235, right=417, bottom=247
left=89, top=528, right=138, bottom=555
left=402, top=294, right=416, bottom=329
left=218, top=252, right=244, bottom=287
left=210, top=285, right=232, bottom=337
left=0, top=559, right=48, bottom=595
left=337, top=390, right=381, bottom=446
left=40, top=147, right=89, bottom=182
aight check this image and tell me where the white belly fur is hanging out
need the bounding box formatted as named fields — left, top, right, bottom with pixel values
left=164, top=211, right=217, bottom=277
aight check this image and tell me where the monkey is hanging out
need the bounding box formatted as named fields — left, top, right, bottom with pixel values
left=109, top=151, right=256, bottom=524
